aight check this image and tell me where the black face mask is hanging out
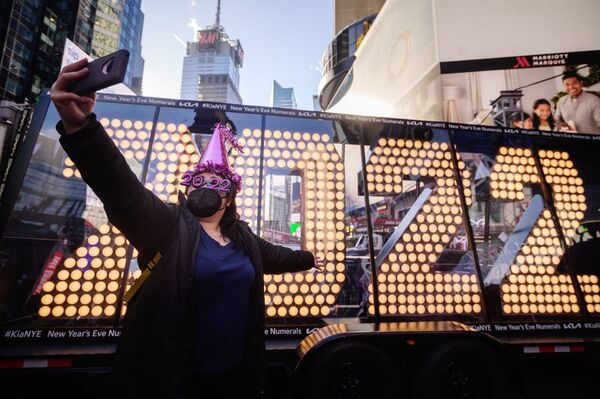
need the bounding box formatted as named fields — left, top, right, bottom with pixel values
left=185, top=188, right=226, bottom=218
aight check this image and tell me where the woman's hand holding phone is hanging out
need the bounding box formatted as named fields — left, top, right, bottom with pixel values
left=50, top=58, right=96, bottom=134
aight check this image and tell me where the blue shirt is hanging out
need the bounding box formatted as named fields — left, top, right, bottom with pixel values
left=193, top=225, right=255, bottom=374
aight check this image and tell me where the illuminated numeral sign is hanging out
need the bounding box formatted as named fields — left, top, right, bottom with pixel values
left=365, top=137, right=481, bottom=316
left=491, top=147, right=599, bottom=314
left=234, top=128, right=346, bottom=318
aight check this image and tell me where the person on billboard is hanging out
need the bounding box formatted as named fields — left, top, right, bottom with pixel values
left=555, top=72, right=600, bottom=134
left=510, top=113, right=533, bottom=129
left=49, top=59, right=324, bottom=399
left=531, top=98, right=556, bottom=131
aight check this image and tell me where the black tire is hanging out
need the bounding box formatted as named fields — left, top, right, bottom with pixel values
left=297, top=341, right=402, bottom=399
left=415, top=340, right=507, bottom=399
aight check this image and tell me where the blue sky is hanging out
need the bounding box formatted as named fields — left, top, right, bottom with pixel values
left=140, top=0, right=333, bottom=110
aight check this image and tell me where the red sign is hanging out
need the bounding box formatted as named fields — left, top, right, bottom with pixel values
left=235, top=42, right=244, bottom=67
left=33, top=248, right=64, bottom=295
left=512, top=56, right=531, bottom=69
left=197, top=29, right=218, bottom=48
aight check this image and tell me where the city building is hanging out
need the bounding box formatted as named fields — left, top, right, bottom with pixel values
left=0, top=0, right=145, bottom=103
left=70, top=0, right=96, bottom=52
left=313, top=94, right=320, bottom=111
left=93, top=0, right=145, bottom=94
left=90, top=0, right=121, bottom=59
left=334, top=0, right=385, bottom=34
left=270, top=80, right=297, bottom=109
left=180, top=2, right=243, bottom=104
left=121, top=0, right=145, bottom=94
left=318, top=0, right=381, bottom=111
left=0, top=0, right=88, bottom=103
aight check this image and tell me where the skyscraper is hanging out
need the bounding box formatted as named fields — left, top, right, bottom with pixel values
left=270, top=80, right=297, bottom=109
left=0, top=0, right=94, bottom=103
left=180, top=1, right=244, bottom=104
left=92, top=0, right=145, bottom=94
left=90, top=0, right=121, bottom=58
left=118, top=0, right=144, bottom=94
left=0, top=0, right=145, bottom=103
left=313, top=94, right=321, bottom=111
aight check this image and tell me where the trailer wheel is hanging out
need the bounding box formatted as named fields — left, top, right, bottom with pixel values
left=416, top=340, right=507, bottom=399
left=298, top=341, right=401, bottom=399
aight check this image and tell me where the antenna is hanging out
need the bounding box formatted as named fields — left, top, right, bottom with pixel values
left=215, top=0, right=221, bottom=26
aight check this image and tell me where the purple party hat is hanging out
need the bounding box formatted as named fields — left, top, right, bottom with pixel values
left=181, top=122, right=243, bottom=192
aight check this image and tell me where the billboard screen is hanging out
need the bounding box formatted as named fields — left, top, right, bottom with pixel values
left=440, top=50, right=600, bottom=135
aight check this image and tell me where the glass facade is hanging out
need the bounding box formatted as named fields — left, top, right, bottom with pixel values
left=270, top=80, right=297, bottom=109
left=318, top=14, right=377, bottom=110
left=321, top=14, right=376, bottom=78
left=89, top=0, right=145, bottom=94
left=72, top=0, right=97, bottom=54
left=0, top=0, right=97, bottom=103
left=334, top=0, right=385, bottom=34
left=91, top=0, right=121, bottom=58
left=1, top=94, right=599, bottom=332
left=118, top=0, right=144, bottom=94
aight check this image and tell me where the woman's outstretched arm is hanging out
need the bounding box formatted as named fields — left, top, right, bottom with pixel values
left=51, top=59, right=176, bottom=265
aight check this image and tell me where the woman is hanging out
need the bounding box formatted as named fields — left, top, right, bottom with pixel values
left=532, top=98, right=556, bottom=131
left=50, top=58, right=323, bottom=399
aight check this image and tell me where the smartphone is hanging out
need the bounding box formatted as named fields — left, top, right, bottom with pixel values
left=68, top=49, right=130, bottom=95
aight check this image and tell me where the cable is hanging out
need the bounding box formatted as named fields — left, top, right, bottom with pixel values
left=472, top=64, right=590, bottom=126
left=515, top=64, right=590, bottom=91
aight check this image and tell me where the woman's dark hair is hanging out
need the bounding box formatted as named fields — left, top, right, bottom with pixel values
left=532, top=99, right=555, bottom=130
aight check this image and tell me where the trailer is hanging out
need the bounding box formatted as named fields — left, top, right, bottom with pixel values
left=1, top=92, right=599, bottom=398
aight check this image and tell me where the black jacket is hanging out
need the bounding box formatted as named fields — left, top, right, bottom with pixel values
left=58, top=115, right=315, bottom=398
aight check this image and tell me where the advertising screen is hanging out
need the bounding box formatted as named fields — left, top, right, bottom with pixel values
left=440, top=50, right=600, bottom=135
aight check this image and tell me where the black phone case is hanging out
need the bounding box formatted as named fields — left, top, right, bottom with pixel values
left=68, top=49, right=130, bottom=95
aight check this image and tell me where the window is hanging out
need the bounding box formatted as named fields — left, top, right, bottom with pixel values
left=95, top=17, right=118, bottom=33
left=20, top=5, right=39, bottom=26
left=39, top=32, right=54, bottom=55
left=43, top=15, right=57, bottom=32
left=31, top=75, right=42, bottom=95
left=17, top=22, right=35, bottom=43
left=6, top=78, right=23, bottom=96
left=14, top=41, right=33, bottom=62
left=9, top=59, right=24, bottom=77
